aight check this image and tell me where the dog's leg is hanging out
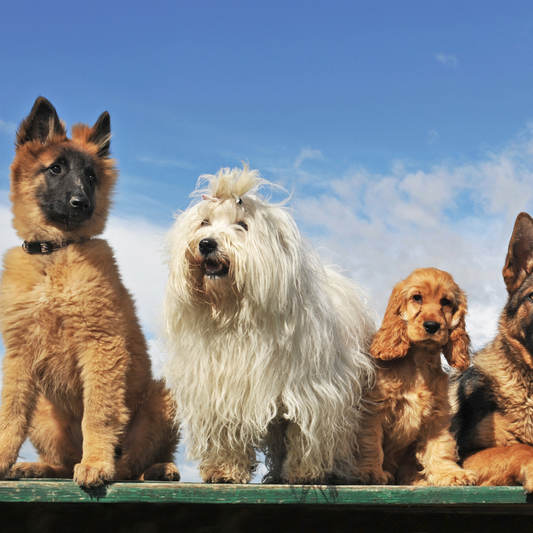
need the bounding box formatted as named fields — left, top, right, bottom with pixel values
left=281, top=421, right=333, bottom=485
left=0, top=352, right=37, bottom=478
left=415, top=416, right=477, bottom=486
left=354, top=410, right=394, bottom=485
left=9, top=395, right=81, bottom=479
left=116, top=380, right=180, bottom=482
left=199, top=443, right=256, bottom=484
left=394, top=446, right=424, bottom=485
left=72, top=338, right=131, bottom=488
left=262, top=419, right=288, bottom=484
left=463, top=444, right=533, bottom=491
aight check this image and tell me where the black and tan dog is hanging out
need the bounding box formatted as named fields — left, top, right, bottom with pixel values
left=0, top=97, right=179, bottom=487
left=450, top=212, right=533, bottom=491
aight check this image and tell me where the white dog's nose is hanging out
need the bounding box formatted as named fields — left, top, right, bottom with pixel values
left=199, top=238, right=217, bottom=256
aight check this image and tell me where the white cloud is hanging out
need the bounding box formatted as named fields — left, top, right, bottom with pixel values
left=435, top=53, right=458, bottom=68
left=293, top=132, right=533, bottom=350
left=138, top=156, right=196, bottom=170
left=0, top=119, right=16, bottom=136
left=102, top=215, right=168, bottom=337
left=428, top=129, right=439, bottom=144
left=294, top=148, right=324, bottom=169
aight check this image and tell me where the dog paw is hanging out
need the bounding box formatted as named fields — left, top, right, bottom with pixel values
left=430, top=469, right=478, bottom=486
left=201, top=467, right=249, bottom=484
left=73, top=463, right=113, bottom=488
left=142, top=462, right=180, bottom=482
left=356, top=469, right=394, bottom=485
left=520, top=465, right=533, bottom=493
left=8, top=462, right=53, bottom=479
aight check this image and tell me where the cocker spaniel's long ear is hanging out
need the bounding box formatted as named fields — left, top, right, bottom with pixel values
left=442, top=289, right=471, bottom=371
left=370, top=282, right=410, bottom=360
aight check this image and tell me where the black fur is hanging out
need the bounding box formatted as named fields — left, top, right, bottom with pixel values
left=16, top=96, right=64, bottom=146
left=451, top=367, right=498, bottom=458
left=36, top=146, right=97, bottom=229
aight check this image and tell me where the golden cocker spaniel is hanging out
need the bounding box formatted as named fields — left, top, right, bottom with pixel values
left=355, top=267, right=476, bottom=486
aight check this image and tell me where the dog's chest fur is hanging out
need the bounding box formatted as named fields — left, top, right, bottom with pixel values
left=0, top=241, right=125, bottom=410
left=374, top=357, right=447, bottom=451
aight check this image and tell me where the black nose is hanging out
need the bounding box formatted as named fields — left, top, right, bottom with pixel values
left=70, top=195, right=91, bottom=211
left=199, top=238, right=217, bottom=256
left=423, top=321, right=441, bottom=334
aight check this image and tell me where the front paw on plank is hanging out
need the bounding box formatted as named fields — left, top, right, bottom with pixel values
left=73, top=462, right=114, bottom=488
left=8, top=462, right=53, bottom=479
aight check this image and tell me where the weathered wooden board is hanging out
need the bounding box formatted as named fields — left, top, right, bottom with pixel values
left=0, top=479, right=531, bottom=506
left=1, top=481, right=533, bottom=532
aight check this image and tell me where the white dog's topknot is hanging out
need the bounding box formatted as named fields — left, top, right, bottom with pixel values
left=193, top=164, right=274, bottom=203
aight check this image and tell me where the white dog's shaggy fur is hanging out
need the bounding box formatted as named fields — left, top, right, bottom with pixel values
left=162, top=165, right=376, bottom=484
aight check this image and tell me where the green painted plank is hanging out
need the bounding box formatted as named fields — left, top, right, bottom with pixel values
left=0, top=481, right=530, bottom=506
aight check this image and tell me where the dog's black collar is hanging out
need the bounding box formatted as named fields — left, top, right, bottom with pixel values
left=22, top=239, right=87, bottom=255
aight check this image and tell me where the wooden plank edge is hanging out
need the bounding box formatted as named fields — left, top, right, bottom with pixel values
left=0, top=481, right=531, bottom=505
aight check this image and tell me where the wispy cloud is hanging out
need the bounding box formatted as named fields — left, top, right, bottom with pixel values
left=293, top=130, right=533, bottom=349
left=138, top=156, right=196, bottom=170
left=435, top=53, right=458, bottom=68
left=294, top=148, right=324, bottom=169
left=0, top=119, right=16, bottom=136
left=427, top=129, right=439, bottom=144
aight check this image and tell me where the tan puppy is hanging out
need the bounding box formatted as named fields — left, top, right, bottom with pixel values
left=0, top=97, right=179, bottom=487
left=355, top=268, right=476, bottom=486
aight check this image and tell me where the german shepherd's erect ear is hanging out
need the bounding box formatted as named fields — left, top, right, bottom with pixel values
left=88, top=111, right=111, bottom=158
left=503, top=213, right=533, bottom=295
left=15, top=96, right=66, bottom=147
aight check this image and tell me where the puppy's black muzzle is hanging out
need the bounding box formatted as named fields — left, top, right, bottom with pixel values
left=199, top=238, right=217, bottom=256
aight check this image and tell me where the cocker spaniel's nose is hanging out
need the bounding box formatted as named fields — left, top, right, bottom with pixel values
left=423, top=321, right=441, bottom=334
left=199, top=238, right=217, bottom=256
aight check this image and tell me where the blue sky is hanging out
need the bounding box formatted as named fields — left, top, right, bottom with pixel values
left=2, top=1, right=533, bottom=481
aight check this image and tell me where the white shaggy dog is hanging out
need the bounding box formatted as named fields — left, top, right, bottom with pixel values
left=162, top=165, right=376, bottom=484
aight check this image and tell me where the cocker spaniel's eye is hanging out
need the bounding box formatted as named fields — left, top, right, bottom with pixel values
left=201, top=219, right=210, bottom=227
left=237, top=221, right=248, bottom=231
left=413, top=294, right=422, bottom=303
left=440, top=298, right=451, bottom=307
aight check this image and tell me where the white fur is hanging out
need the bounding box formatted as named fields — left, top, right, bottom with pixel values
left=162, top=165, right=376, bottom=484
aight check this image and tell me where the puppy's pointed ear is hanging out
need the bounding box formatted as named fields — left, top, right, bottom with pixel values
left=370, top=282, right=410, bottom=360
left=16, top=96, right=66, bottom=147
left=442, top=289, right=471, bottom=370
left=503, top=213, right=533, bottom=295
left=88, top=111, right=111, bottom=158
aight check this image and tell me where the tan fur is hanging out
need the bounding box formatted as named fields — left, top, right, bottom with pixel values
left=463, top=444, right=533, bottom=492
left=0, top=98, right=179, bottom=487
left=356, top=268, right=476, bottom=486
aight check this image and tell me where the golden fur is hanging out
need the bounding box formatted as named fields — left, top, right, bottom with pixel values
left=451, top=213, right=533, bottom=491
left=355, top=268, right=476, bottom=486
left=0, top=97, right=179, bottom=487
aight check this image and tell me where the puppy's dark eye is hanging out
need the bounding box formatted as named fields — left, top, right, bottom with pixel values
left=440, top=298, right=451, bottom=307
left=50, top=164, right=61, bottom=175
left=87, top=172, right=96, bottom=183
left=237, top=221, right=248, bottom=231
left=201, top=219, right=210, bottom=227
left=413, top=294, right=422, bottom=303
